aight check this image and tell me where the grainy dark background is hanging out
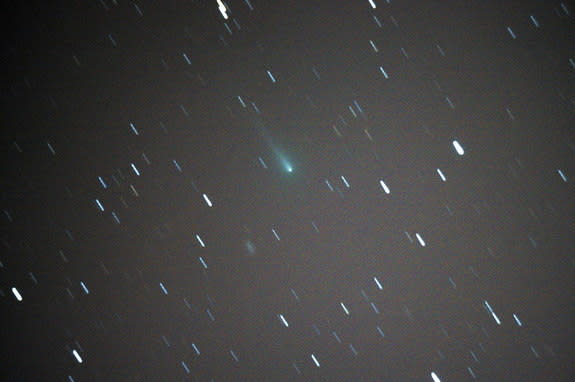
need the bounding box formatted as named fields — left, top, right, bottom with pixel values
left=1, top=0, right=574, bottom=381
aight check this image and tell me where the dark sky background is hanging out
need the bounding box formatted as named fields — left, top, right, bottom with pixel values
left=1, top=0, right=575, bottom=381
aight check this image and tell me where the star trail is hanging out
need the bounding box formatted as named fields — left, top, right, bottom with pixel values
left=1, top=0, right=575, bottom=381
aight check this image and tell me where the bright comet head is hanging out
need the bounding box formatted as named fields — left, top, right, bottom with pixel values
left=277, top=155, right=293, bottom=173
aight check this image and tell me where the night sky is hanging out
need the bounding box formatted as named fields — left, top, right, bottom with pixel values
left=2, top=0, right=575, bottom=381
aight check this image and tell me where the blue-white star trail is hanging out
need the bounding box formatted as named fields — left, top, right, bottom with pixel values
left=1, top=0, right=574, bottom=381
